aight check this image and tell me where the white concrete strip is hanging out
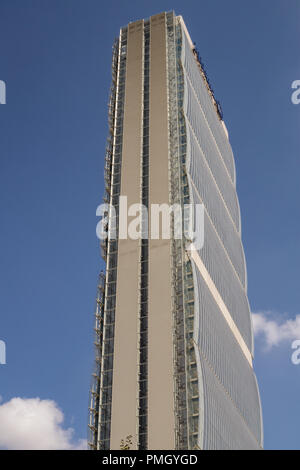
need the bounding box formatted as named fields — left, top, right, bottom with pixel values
left=190, top=245, right=253, bottom=366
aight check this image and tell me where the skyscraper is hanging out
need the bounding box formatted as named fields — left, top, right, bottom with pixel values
left=88, top=11, right=263, bottom=450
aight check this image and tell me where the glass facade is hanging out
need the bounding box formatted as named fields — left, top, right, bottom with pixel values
left=178, top=15, right=263, bottom=449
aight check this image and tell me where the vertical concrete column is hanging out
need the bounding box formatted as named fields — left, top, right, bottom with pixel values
left=148, top=13, right=175, bottom=450
left=110, top=20, right=144, bottom=450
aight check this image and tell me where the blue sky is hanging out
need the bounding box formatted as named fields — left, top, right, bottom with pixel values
left=0, top=0, right=299, bottom=450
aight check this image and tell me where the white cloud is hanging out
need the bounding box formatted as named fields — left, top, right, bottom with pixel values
left=252, top=311, right=300, bottom=350
left=0, top=397, right=86, bottom=450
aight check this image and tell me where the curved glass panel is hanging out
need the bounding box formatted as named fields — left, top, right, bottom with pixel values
left=181, top=30, right=236, bottom=185
left=194, top=266, right=262, bottom=444
left=181, top=20, right=263, bottom=450
left=186, top=122, right=246, bottom=287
